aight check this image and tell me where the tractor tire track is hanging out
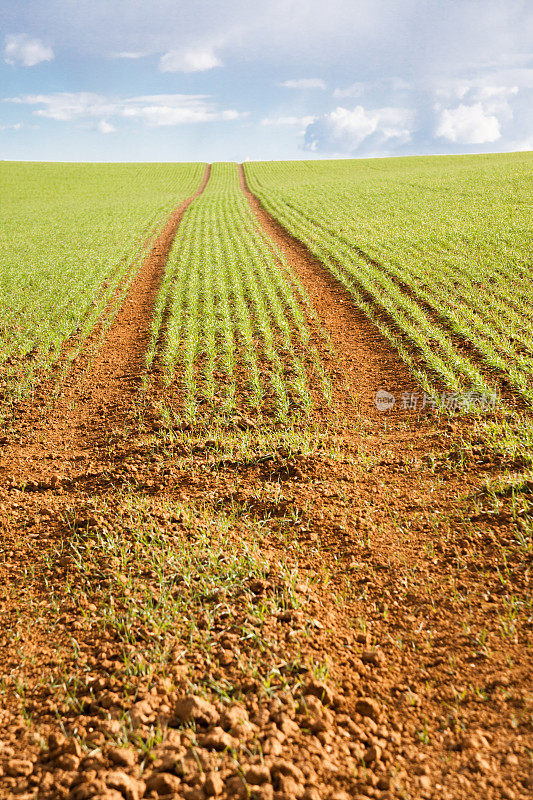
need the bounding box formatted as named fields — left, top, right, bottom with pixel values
left=14, top=164, right=211, bottom=463
left=238, top=163, right=418, bottom=416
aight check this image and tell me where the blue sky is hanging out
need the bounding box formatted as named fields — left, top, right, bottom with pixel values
left=1, top=0, right=532, bottom=161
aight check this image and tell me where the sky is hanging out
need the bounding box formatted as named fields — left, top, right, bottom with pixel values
left=1, top=0, right=532, bottom=162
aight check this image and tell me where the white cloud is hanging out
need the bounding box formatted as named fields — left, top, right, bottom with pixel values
left=435, top=79, right=519, bottom=113
left=123, top=105, right=241, bottom=126
left=279, top=78, right=327, bottom=90
left=261, top=115, right=316, bottom=126
left=0, top=122, right=23, bottom=131
left=432, top=75, right=524, bottom=146
left=123, top=94, right=245, bottom=125
left=7, top=92, right=112, bottom=121
left=5, top=92, right=246, bottom=128
left=159, top=46, right=222, bottom=73
left=97, top=119, right=116, bottom=133
left=305, top=105, right=414, bottom=154
left=435, top=103, right=501, bottom=144
left=4, top=34, right=54, bottom=67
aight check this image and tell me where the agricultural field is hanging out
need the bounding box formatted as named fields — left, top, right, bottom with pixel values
left=0, top=155, right=531, bottom=800
left=148, top=162, right=329, bottom=422
left=245, top=153, right=533, bottom=409
left=0, top=162, right=205, bottom=417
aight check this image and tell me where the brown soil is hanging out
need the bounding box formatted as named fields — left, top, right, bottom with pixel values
left=0, top=164, right=530, bottom=800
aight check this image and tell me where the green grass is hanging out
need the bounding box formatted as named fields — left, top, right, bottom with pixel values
left=149, top=162, right=330, bottom=423
left=0, top=161, right=205, bottom=414
left=245, top=152, right=533, bottom=409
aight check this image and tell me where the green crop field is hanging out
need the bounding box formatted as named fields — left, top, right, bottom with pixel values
left=2, top=153, right=531, bottom=429
left=1, top=154, right=532, bottom=800
left=148, top=162, right=329, bottom=422
left=0, top=161, right=205, bottom=410
left=245, top=152, right=533, bottom=410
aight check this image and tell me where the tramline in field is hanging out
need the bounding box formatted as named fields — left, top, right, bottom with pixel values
left=2, top=153, right=532, bottom=423
left=244, top=153, right=533, bottom=408
left=0, top=161, right=205, bottom=414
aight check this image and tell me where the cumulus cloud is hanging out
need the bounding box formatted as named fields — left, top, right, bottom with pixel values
left=6, top=92, right=246, bottom=128
left=435, top=80, right=519, bottom=116
left=97, top=119, right=116, bottom=133
left=0, top=121, right=23, bottom=131
left=4, top=34, right=54, bottom=67
left=159, top=46, right=222, bottom=73
left=279, top=78, right=327, bottom=90
left=430, top=72, right=528, bottom=148
left=435, top=103, right=501, bottom=144
left=305, top=105, right=414, bottom=154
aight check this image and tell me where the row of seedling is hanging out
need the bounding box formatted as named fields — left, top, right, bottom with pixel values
left=149, top=162, right=330, bottom=421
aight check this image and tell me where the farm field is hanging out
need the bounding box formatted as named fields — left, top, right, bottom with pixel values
left=150, top=161, right=329, bottom=421
left=0, top=162, right=206, bottom=417
left=245, top=153, right=533, bottom=408
left=0, top=155, right=531, bottom=800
